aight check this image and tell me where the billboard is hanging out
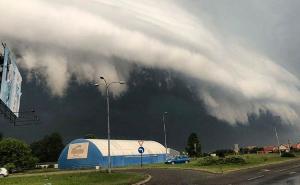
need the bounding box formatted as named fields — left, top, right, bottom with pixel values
left=67, top=143, right=89, bottom=159
left=0, top=44, right=22, bottom=118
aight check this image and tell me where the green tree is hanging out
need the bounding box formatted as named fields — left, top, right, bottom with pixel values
left=84, top=134, right=97, bottom=139
left=185, top=133, right=201, bottom=157
left=0, top=138, right=38, bottom=169
left=30, top=133, right=64, bottom=163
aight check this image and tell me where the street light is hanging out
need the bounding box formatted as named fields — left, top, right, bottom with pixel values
left=97, top=76, right=125, bottom=173
left=162, top=112, right=168, bottom=158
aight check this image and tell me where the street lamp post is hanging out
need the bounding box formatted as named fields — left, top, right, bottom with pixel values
left=97, top=76, right=125, bottom=173
left=162, top=112, right=168, bottom=158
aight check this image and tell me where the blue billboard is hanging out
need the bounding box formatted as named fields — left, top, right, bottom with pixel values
left=0, top=44, right=22, bottom=117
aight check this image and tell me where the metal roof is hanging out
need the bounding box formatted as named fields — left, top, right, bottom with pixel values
left=87, top=139, right=165, bottom=156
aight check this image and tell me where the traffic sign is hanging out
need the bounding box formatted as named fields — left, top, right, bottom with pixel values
left=138, top=146, right=145, bottom=154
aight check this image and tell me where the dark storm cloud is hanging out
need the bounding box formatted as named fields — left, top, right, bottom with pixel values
left=2, top=68, right=299, bottom=151
left=1, top=0, right=300, bottom=125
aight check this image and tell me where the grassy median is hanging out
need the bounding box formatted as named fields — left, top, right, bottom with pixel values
left=145, top=153, right=299, bottom=173
left=0, top=171, right=145, bottom=185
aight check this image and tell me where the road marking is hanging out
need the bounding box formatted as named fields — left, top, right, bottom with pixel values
left=247, top=175, right=265, bottom=181
left=277, top=168, right=287, bottom=172
left=262, top=169, right=270, bottom=172
left=289, top=172, right=297, bottom=175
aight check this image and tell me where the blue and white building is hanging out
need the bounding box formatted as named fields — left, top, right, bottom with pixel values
left=58, top=139, right=166, bottom=169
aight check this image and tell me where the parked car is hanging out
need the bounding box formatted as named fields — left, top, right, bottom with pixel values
left=0, top=168, right=8, bottom=178
left=165, top=156, right=190, bottom=164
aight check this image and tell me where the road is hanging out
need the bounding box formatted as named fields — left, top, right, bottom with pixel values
left=129, top=159, right=300, bottom=185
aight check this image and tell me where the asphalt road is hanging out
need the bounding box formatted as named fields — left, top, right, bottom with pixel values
left=129, top=159, right=300, bottom=185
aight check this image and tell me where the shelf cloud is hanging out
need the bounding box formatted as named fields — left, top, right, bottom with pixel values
left=1, top=0, right=300, bottom=124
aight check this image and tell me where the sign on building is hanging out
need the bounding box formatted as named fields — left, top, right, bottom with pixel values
left=67, top=143, right=89, bottom=159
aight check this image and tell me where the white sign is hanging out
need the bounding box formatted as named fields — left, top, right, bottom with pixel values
left=67, top=143, right=89, bottom=159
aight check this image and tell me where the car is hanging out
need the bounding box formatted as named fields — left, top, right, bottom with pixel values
left=165, top=156, right=190, bottom=164
left=0, top=168, right=8, bottom=178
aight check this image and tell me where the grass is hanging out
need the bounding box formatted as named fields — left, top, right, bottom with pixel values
left=141, top=153, right=300, bottom=173
left=0, top=171, right=146, bottom=185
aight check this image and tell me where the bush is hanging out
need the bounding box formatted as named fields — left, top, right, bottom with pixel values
left=281, top=152, right=295, bottom=157
left=197, top=156, right=246, bottom=166
left=198, top=156, right=220, bottom=166
left=4, top=163, right=16, bottom=173
left=224, top=156, right=246, bottom=164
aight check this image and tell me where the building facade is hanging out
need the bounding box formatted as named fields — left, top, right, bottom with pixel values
left=58, top=139, right=166, bottom=169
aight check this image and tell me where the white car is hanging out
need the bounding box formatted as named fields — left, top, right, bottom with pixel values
left=0, top=168, right=8, bottom=178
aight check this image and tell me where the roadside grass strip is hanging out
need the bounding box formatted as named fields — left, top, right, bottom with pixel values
left=0, top=171, right=146, bottom=185
left=137, top=153, right=300, bottom=174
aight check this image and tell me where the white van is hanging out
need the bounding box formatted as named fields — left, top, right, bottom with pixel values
left=0, top=168, right=8, bottom=177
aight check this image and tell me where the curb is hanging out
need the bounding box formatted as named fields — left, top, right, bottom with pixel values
left=132, top=174, right=152, bottom=185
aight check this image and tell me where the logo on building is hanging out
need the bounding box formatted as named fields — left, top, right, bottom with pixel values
left=67, top=143, right=89, bottom=159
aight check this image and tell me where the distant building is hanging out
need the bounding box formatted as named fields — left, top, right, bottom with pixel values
left=279, top=144, right=290, bottom=152
left=263, top=146, right=276, bottom=154
left=58, top=139, right=166, bottom=169
left=291, top=143, right=300, bottom=151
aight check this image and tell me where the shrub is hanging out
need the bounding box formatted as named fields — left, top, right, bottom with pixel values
left=224, top=156, right=246, bottom=164
left=4, top=163, right=16, bottom=173
left=281, top=152, right=295, bottom=157
left=198, top=156, right=219, bottom=166
left=197, top=156, right=246, bottom=166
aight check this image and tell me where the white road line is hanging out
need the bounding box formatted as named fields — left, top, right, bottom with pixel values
left=277, top=168, right=287, bottom=172
left=289, top=172, right=297, bottom=175
left=247, top=175, right=265, bottom=181
left=262, top=169, right=270, bottom=172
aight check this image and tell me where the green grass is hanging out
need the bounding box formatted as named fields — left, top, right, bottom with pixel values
left=0, top=171, right=145, bottom=185
left=141, top=153, right=300, bottom=173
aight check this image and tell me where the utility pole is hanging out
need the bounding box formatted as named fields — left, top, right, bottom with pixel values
left=162, top=112, right=168, bottom=158
left=274, top=127, right=281, bottom=156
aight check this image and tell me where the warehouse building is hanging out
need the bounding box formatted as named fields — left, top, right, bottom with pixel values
left=58, top=139, right=166, bottom=169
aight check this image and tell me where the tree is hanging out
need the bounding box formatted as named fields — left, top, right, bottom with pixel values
left=84, top=134, right=97, bottom=139
left=0, top=138, right=38, bottom=169
left=185, top=133, right=201, bottom=157
left=0, top=133, right=2, bottom=140
left=30, top=133, right=64, bottom=163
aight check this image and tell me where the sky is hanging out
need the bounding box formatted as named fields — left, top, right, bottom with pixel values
left=1, top=0, right=300, bottom=151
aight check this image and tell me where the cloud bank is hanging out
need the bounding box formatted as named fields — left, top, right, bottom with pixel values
left=1, top=0, right=300, bottom=124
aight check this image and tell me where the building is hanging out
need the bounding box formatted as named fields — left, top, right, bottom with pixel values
left=279, top=144, right=290, bottom=152
left=291, top=143, right=300, bottom=151
left=58, top=139, right=166, bottom=169
left=263, top=146, right=276, bottom=154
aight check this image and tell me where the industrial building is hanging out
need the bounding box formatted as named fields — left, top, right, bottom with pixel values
left=58, top=139, right=166, bottom=169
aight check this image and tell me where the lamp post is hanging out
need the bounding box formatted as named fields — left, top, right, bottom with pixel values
left=162, top=112, right=168, bottom=158
left=95, top=76, right=125, bottom=173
